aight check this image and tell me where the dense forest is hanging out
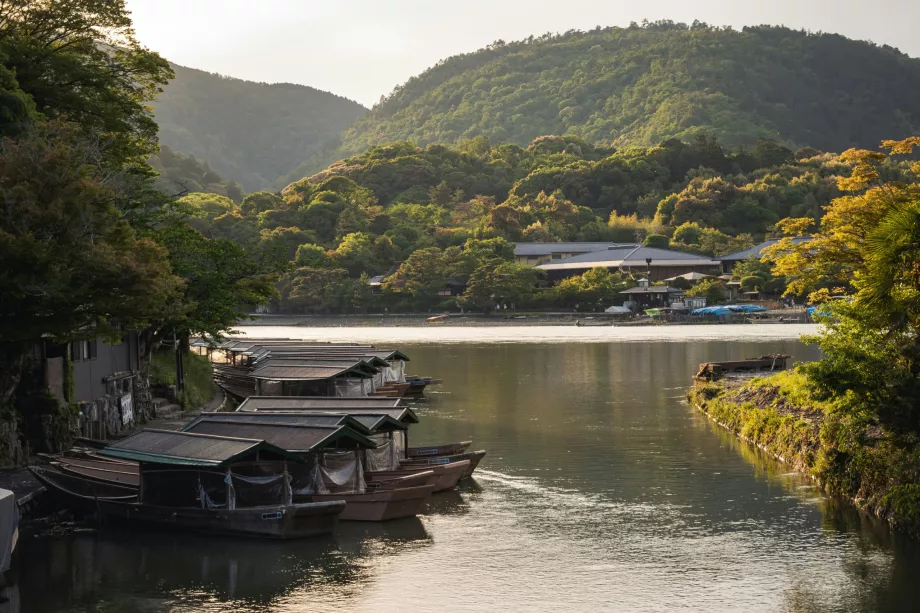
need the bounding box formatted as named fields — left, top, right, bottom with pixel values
left=179, top=133, right=889, bottom=313
left=335, top=22, right=920, bottom=162
left=154, top=63, right=367, bottom=191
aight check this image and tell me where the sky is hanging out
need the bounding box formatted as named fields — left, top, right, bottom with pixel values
left=125, top=0, right=920, bottom=108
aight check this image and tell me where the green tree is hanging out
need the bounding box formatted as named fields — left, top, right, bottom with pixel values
left=0, top=0, right=173, bottom=167
left=294, top=243, right=332, bottom=267
left=686, top=278, right=728, bottom=304
left=460, top=262, right=539, bottom=312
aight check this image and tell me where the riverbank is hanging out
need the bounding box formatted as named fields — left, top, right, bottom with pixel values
left=689, top=370, right=920, bottom=537
left=242, top=310, right=808, bottom=328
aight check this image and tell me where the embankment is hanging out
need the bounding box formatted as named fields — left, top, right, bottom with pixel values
left=689, top=370, right=920, bottom=537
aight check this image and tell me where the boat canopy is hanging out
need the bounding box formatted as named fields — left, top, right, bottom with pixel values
left=691, top=304, right=768, bottom=316
left=185, top=411, right=375, bottom=436
left=236, top=396, right=402, bottom=410
left=98, top=429, right=305, bottom=467
left=249, top=363, right=374, bottom=382
left=242, top=405, right=420, bottom=425
left=182, top=420, right=377, bottom=453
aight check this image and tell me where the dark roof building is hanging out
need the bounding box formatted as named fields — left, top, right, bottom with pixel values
left=514, top=242, right=636, bottom=266
left=538, top=246, right=721, bottom=282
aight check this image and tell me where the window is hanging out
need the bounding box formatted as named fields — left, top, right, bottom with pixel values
left=70, top=340, right=98, bottom=362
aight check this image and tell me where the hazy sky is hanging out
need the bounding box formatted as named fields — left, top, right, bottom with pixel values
left=126, top=0, right=920, bottom=107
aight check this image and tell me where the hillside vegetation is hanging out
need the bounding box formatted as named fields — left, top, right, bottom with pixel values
left=154, top=63, right=367, bottom=192
left=181, top=134, right=901, bottom=313
left=338, top=22, right=920, bottom=158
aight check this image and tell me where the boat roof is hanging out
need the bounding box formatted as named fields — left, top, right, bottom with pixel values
left=236, top=396, right=403, bottom=410
left=242, top=405, right=419, bottom=424
left=249, top=354, right=390, bottom=369
left=185, top=411, right=375, bottom=436
left=182, top=420, right=376, bottom=452
left=97, top=429, right=304, bottom=467
left=250, top=358, right=381, bottom=377
left=248, top=363, right=374, bottom=381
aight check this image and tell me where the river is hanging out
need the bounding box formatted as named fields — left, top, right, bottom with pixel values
left=12, top=326, right=920, bottom=612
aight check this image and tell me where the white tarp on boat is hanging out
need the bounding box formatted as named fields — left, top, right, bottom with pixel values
left=0, top=488, right=18, bottom=573
left=385, top=360, right=406, bottom=383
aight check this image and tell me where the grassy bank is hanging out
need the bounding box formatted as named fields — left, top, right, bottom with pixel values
left=150, top=350, right=215, bottom=409
left=689, top=369, right=920, bottom=537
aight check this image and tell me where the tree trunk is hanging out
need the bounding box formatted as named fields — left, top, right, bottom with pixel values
left=0, top=341, right=27, bottom=407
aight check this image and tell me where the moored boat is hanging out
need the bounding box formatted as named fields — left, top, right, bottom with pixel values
left=370, top=459, right=469, bottom=492
left=94, top=429, right=345, bottom=539
left=53, top=459, right=140, bottom=487
left=401, top=450, right=486, bottom=479
left=366, top=470, right=437, bottom=490
left=309, top=483, right=436, bottom=521
left=28, top=465, right=137, bottom=515
left=407, top=440, right=472, bottom=458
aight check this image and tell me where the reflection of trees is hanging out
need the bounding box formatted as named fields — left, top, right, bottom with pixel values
left=17, top=521, right=431, bottom=612
left=697, top=402, right=920, bottom=613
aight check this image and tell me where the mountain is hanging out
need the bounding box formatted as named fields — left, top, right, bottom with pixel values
left=153, top=64, right=367, bottom=192
left=337, top=22, right=920, bottom=157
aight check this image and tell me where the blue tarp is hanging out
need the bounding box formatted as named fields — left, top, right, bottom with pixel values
left=691, top=304, right=769, bottom=316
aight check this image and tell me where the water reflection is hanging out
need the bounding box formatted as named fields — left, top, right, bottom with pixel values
left=15, top=337, right=920, bottom=612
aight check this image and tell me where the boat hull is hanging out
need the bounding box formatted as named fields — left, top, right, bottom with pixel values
left=310, top=484, right=436, bottom=521
left=407, top=440, right=472, bottom=458
left=97, top=499, right=345, bottom=539
left=29, top=466, right=137, bottom=515
left=366, top=470, right=436, bottom=490
left=401, top=450, right=486, bottom=479
left=368, top=460, right=468, bottom=492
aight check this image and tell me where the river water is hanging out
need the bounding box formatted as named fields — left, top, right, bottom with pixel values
left=13, top=326, right=920, bottom=612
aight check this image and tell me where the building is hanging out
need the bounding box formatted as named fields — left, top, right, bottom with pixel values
left=720, top=237, right=811, bottom=274
left=619, top=279, right=686, bottom=310
left=20, top=332, right=149, bottom=447
left=514, top=242, right=635, bottom=266
left=537, top=246, right=722, bottom=282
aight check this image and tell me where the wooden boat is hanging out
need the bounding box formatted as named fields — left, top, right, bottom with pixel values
left=29, top=465, right=137, bottom=515
left=407, top=440, right=472, bottom=458
left=309, top=483, right=436, bottom=521
left=97, top=498, right=345, bottom=539
left=368, top=459, right=469, bottom=492
left=366, top=470, right=437, bottom=490
left=401, top=450, right=486, bottom=479
left=53, top=459, right=140, bottom=487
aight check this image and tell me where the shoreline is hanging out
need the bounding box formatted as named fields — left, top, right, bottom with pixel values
left=231, top=322, right=820, bottom=344
left=688, top=376, right=920, bottom=538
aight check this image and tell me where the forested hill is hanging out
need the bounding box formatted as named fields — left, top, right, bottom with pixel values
left=337, top=22, right=920, bottom=157
left=153, top=63, right=367, bottom=192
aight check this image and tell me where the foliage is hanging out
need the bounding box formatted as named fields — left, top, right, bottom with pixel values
left=336, top=23, right=920, bottom=162
left=550, top=267, right=626, bottom=308
left=460, top=262, right=540, bottom=312
left=151, top=350, right=215, bottom=409
left=0, top=121, right=181, bottom=345
left=154, top=63, right=366, bottom=191
left=0, top=0, right=173, bottom=169
left=151, top=145, right=243, bottom=202
left=686, top=278, right=728, bottom=304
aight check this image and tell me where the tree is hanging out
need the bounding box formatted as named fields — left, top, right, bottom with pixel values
left=686, top=279, right=728, bottom=304
left=0, top=121, right=182, bottom=403
left=294, top=243, right=332, bottom=267
left=643, top=233, right=669, bottom=249
left=332, top=232, right=376, bottom=276
left=151, top=221, right=277, bottom=340
left=241, top=191, right=283, bottom=216
left=382, top=247, right=451, bottom=309
left=0, top=0, right=173, bottom=168
left=550, top=267, right=626, bottom=308
left=460, top=262, right=539, bottom=312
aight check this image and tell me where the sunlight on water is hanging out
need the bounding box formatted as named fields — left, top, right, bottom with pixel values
left=234, top=323, right=820, bottom=344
